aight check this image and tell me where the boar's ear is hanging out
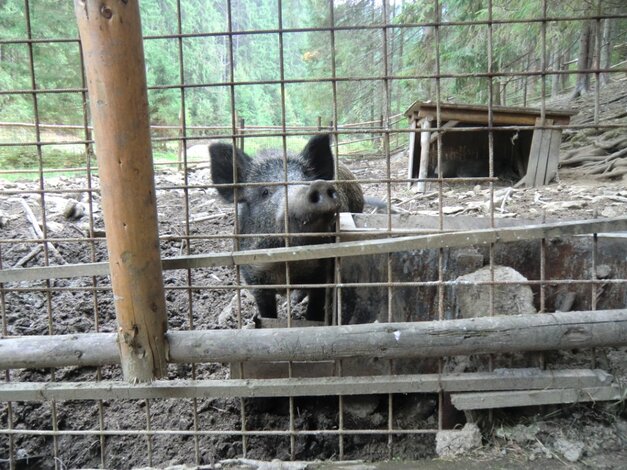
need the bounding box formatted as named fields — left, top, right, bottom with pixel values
left=209, top=142, right=251, bottom=202
left=301, top=134, right=334, bottom=180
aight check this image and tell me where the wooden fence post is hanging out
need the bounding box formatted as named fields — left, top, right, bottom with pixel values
left=74, top=0, right=168, bottom=382
left=416, top=118, right=432, bottom=193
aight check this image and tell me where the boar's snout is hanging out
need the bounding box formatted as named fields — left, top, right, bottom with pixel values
left=283, top=179, right=340, bottom=234
left=307, top=180, right=339, bottom=213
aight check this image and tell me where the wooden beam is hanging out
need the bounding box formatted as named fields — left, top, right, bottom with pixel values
left=544, top=127, right=563, bottom=184
left=404, top=101, right=575, bottom=125
left=0, top=369, right=611, bottom=402
left=417, top=108, right=570, bottom=126
left=451, top=386, right=625, bottom=410
left=407, top=118, right=418, bottom=188
left=429, top=120, right=460, bottom=144
left=74, top=0, right=168, bottom=382
left=1, top=218, right=626, bottom=284
left=1, top=309, right=626, bottom=369
left=416, top=118, right=432, bottom=192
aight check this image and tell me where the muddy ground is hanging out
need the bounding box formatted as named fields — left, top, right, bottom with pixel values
left=1, top=81, right=626, bottom=469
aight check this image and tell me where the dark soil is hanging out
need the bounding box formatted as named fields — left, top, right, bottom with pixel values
left=1, top=81, right=626, bottom=469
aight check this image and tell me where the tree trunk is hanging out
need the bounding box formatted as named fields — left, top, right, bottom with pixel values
left=599, top=18, right=613, bottom=85
left=560, top=52, right=569, bottom=91
left=572, top=20, right=595, bottom=98
left=502, top=81, right=507, bottom=106
left=551, top=49, right=561, bottom=97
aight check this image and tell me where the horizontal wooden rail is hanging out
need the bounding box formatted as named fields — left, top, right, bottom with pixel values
left=1, top=309, right=625, bottom=370
left=0, top=369, right=611, bottom=402
left=451, top=386, right=625, bottom=410
left=1, top=217, right=626, bottom=284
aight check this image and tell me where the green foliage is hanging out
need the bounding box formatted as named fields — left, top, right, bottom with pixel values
left=0, top=0, right=623, bottom=174
left=0, top=146, right=90, bottom=171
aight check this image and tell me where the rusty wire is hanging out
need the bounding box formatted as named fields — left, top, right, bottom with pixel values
left=1, top=0, right=626, bottom=467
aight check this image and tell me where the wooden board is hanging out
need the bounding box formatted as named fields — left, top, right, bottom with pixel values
left=518, top=118, right=564, bottom=187
left=407, top=118, right=417, bottom=186
left=543, top=127, right=563, bottom=185
left=0, top=369, right=611, bottom=401
left=416, top=118, right=432, bottom=192
left=405, top=101, right=576, bottom=126
left=524, top=118, right=550, bottom=186
left=451, top=385, right=624, bottom=410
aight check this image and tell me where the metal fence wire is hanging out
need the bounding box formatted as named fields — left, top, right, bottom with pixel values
left=1, top=0, right=627, bottom=468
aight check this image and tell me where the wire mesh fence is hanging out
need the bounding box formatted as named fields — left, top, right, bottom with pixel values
left=1, top=0, right=626, bottom=468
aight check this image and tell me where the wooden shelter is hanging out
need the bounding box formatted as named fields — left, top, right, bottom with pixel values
left=404, top=102, right=576, bottom=191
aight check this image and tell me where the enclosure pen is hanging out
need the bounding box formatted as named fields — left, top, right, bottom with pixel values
left=1, top=0, right=627, bottom=468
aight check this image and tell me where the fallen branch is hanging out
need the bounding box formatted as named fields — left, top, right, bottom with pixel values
left=13, top=245, right=43, bottom=268
left=15, top=198, right=66, bottom=265
left=592, top=168, right=627, bottom=180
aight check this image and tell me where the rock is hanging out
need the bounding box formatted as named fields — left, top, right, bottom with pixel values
left=601, top=206, right=619, bottom=218
left=442, top=205, right=465, bottom=215
left=435, top=423, right=482, bottom=457
left=496, top=423, right=540, bottom=444
left=553, top=437, right=584, bottom=463
left=596, top=264, right=611, bottom=279
left=454, top=265, right=536, bottom=318
left=63, top=198, right=86, bottom=219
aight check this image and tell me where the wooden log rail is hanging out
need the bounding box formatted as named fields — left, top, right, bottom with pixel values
left=1, top=310, right=625, bottom=370
left=1, top=217, right=626, bottom=285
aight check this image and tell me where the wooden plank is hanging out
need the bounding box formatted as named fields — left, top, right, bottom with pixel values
left=339, top=212, right=357, bottom=230
left=417, top=109, right=558, bottom=126
left=407, top=118, right=418, bottom=187
left=1, top=309, right=626, bottom=369
left=405, top=101, right=575, bottom=125
left=415, top=118, right=432, bottom=192
left=230, top=361, right=336, bottom=379
left=2, top=217, right=627, bottom=284
left=429, top=120, right=460, bottom=144
left=543, top=129, right=563, bottom=184
left=0, top=369, right=612, bottom=402
left=519, top=117, right=544, bottom=187
left=348, top=214, right=544, bottom=231
left=451, top=386, right=625, bottom=410
left=533, top=119, right=555, bottom=186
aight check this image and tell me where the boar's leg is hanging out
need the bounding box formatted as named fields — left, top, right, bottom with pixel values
left=252, top=288, right=278, bottom=318
left=305, top=288, right=326, bottom=322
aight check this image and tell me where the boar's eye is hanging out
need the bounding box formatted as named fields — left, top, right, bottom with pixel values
left=261, top=187, right=270, bottom=198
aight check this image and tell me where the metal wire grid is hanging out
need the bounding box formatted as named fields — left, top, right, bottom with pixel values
left=0, top=0, right=625, bottom=467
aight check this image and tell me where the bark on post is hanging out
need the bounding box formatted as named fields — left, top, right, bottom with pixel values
left=74, top=0, right=168, bottom=382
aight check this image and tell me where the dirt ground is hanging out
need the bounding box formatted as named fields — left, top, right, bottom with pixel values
left=0, top=82, right=626, bottom=469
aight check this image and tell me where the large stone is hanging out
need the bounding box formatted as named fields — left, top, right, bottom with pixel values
left=435, top=423, right=482, bottom=457
left=454, top=265, right=535, bottom=318
left=553, top=437, right=584, bottom=463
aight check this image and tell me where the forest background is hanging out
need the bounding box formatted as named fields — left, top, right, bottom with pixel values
left=0, top=0, right=624, bottom=170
